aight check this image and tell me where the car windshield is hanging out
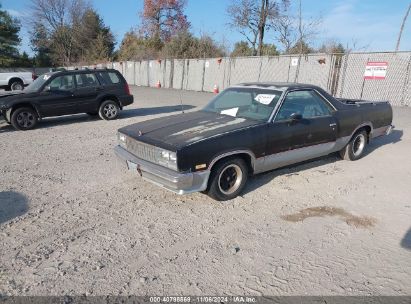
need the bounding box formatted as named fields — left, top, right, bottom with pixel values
left=203, top=87, right=283, bottom=121
left=24, top=73, right=54, bottom=92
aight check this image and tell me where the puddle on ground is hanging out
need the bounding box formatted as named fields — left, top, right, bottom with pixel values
left=281, top=206, right=377, bottom=228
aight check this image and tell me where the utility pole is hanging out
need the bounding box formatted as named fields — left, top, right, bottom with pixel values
left=298, top=0, right=303, bottom=55
left=396, top=2, right=411, bottom=52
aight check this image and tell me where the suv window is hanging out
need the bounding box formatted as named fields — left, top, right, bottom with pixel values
left=275, top=90, right=333, bottom=121
left=75, top=73, right=99, bottom=88
left=96, top=72, right=121, bottom=85
left=48, top=75, right=75, bottom=91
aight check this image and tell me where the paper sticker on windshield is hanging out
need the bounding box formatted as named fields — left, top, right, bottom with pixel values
left=221, top=107, right=238, bottom=117
left=254, top=94, right=276, bottom=105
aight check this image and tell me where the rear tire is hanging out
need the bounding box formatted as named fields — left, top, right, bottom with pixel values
left=10, top=80, right=24, bottom=91
left=339, top=130, right=367, bottom=161
left=206, top=157, right=248, bottom=201
left=11, top=107, right=38, bottom=131
left=98, top=100, right=119, bottom=120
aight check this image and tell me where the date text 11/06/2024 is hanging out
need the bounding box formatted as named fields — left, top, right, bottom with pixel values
left=149, top=296, right=257, bottom=303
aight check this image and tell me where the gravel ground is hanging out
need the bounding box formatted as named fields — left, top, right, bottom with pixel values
left=0, top=86, right=410, bottom=296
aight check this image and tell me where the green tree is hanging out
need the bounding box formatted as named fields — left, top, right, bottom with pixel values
left=286, top=40, right=313, bottom=54
left=161, top=31, right=225, bottom=59
left=74, top=9, right=115, bottom=63
left=260, top=43, right=279, bottom=56
left=231, top=41, right=254, bottom=57
left=0, top=4, right=21, bottom=66
left=13, top=51, right=34, bottom=67
left=118, top=31, right=163, bottom=60
left=30, top=22, right=52, bottom=66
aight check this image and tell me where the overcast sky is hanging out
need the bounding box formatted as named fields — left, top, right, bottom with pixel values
left=3, top=0, right=411, bottom=54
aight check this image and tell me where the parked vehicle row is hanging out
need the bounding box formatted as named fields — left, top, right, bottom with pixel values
left=0, top=76, right=394, bottom=201
left=0, top=69, right=133, bottom=130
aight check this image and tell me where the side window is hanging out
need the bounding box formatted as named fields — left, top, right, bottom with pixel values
left=75, top=73, right=99, bottom=88
left=48, top=75, right=75, bottom=91
left=96, top=72, right=120, bottom=85
left=275, top=90, right=333, bottom=121
left=108, top=72, right=120, bottom=84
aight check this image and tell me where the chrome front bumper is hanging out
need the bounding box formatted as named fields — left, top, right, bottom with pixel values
left=114, top=146, right=210, bottom=194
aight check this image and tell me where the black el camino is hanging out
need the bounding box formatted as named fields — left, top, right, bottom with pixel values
left=115, top=83, right=393, bottom=201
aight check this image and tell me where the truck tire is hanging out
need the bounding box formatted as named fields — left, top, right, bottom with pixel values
left=98, top=100, right=119, bottom=120
left=339, top=130, right=367, bottom=161
left=10, top=80, right=24, bottom=91
left=10, top=107, right=38, bottom=131
left=206, top=157, right=248, bottom=201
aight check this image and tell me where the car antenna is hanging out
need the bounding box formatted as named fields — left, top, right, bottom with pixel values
left=179, top=90, right=184, bottom=114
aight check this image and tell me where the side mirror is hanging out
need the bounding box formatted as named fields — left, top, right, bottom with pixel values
left=44, top=86, right=51, bottom=92
left=289, top=113, right=303, bottom=122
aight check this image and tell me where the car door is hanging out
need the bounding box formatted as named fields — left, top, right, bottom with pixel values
left=74, top=73, right=101, bottom=113
left=263, top=89, right=337, bottom=170
left=37, top=75, right=77, bottom=117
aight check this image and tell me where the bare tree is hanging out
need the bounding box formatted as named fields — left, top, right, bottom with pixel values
left=29, top=0, right=91, bottom=65
left=396, top=2, right=411, bottom=51
left=227, top=0, right=288, bottom=56
left=270, top=0, right=321, bottom=54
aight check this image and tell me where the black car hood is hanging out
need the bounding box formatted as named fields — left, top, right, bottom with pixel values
left=0, top=91, right=36, bottom=108
left=119, top=111, right=262, bottom=150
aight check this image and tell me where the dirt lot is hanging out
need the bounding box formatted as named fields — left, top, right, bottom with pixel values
left=0, top=86, right=410, bottom=296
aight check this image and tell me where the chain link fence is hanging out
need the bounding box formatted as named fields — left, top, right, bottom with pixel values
left=70, top=51, right=411, bottom=107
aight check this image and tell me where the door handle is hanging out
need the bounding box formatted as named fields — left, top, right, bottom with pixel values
left=329, top=123, right=337, bottom=127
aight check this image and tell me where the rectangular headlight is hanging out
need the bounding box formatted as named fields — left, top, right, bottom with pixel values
left=118, top=132, right=127, bottom=148
left=157, top=149, right=177, bottom=170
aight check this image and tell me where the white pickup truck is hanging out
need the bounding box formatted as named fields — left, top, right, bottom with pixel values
left=0, top=72, right=34, bottom=91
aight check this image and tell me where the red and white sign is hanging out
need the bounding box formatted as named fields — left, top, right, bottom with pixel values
left=364, top=61, right=388, bottom=79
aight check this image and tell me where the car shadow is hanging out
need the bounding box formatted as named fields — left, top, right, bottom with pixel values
left=363, top=129, right=403, bottom=156
left=243, top=154, right=340, bottom=195
left=401, top=228, right=411, bottom=250
left=0, top=105, right=196, bottom=132
left=243, top=130, right=403, bottom=195
left=0, top=191, right=29, bottom=224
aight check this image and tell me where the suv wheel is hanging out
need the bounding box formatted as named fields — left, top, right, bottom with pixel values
left=99, top=100, right=119, bottom=120
left=10, top=80, right=24, bottom=91
left=206, top=157, right=248, bottom=201
left=339, top=130, right=367, bottom=161
left=11, top=107, right=38, bottom=131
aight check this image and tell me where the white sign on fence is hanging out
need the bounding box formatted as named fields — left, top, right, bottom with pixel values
left=364, top=62, right=388, bottom=79
left=291, top=58, right=299, bottom=66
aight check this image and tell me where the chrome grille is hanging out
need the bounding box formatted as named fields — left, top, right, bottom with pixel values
left=126, top=137, right=159, bottom=164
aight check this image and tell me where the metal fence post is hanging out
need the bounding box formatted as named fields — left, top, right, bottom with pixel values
left=400, top=53, right=411, bottom=105
left=338, top=53, right=349, bottom=98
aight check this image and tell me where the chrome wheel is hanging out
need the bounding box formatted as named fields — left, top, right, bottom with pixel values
left=16, top=111, right=35, bottom=128
left=352, top=133, right=366, bottom=157
left=103, top=103, right=118, bottom=119
left=218, top=164, right=243, bottom=195
left=11, top=82, right=24, bottom=91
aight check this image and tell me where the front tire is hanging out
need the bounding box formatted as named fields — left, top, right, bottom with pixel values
left=10, top=107, right=38, bottom=131
left=10, top=80, right=24, bottom=91
left=206, top=157, right=248, bottom=201
left=98, top=100, right=119, bottom=120
left=339, top=130, right=367, bottom=161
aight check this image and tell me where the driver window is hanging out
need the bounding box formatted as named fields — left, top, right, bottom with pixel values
left=275, top=90, right=333, bottom=121
left=48, top=75, right=75, bottom=91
